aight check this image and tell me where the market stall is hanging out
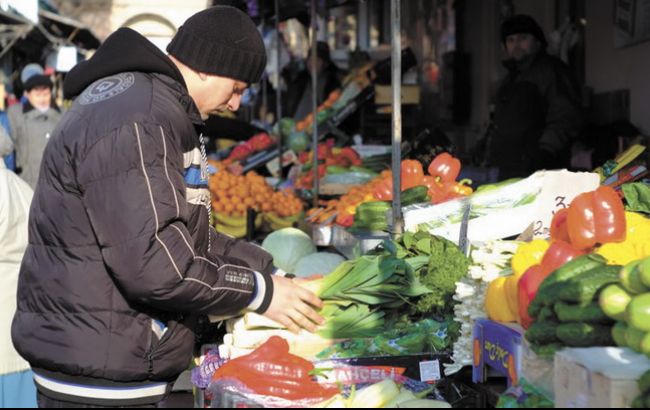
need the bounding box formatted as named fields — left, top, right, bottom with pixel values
left=197, top=1, right=650, bottom=408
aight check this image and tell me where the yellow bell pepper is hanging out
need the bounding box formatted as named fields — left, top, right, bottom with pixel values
left=502, top=240, right=550, bottom=324
left=486, top=277, right=518, bottom=323
left=511, top=240, right=550, bottom=277
left=504, top=275, right=520, bottom=319
left=596, top=212, right=650, bottom=265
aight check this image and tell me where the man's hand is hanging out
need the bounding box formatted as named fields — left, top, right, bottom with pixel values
left=263, top=276, right=325, bottom=334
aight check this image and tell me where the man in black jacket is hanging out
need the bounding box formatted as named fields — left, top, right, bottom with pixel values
left=12, top=6, right=323, bottom=407
left=484, top=14, right=583, bottom=179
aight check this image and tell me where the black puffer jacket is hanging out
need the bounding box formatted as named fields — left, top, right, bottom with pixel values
left=12, top=28, right=275, bottom=405
left=486, top=52, right=583, bottom=179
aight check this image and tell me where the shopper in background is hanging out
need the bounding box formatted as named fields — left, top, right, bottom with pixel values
left=12, top=5, right=322, bottom=408
left=0, top=130, right=36, bottom=409
left=481, top=14, right=583, bottom=179
left=7, top=64, right=62, bottom=189
left=286, top=41, right=346, bottom=120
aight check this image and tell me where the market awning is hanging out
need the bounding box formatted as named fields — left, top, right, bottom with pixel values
left=38, top=9, right=100, bottom=50
left=0, top=9, right=35, bottom=59
left=0, top=8, right=30, bottom=25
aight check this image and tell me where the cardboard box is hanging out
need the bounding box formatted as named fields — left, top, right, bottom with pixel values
left=473, top=319, right=525, bottom=387
left=374, top=84, right=421, bottom=105
left=554, top=348, right=650, bottom=408
left=521, top=340, right=555, bottom=400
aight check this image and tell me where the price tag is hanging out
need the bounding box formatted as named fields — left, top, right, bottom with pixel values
left=419, top=360, right=441, bottom=382
left=266, top=150, right=298, bottom=177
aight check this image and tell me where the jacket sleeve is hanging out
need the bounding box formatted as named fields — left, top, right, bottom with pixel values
left=538, top=64, right=584, bottom=156
left=208, top=227, right=277, bottom=276
left=78, top=121, right=274, bottom=317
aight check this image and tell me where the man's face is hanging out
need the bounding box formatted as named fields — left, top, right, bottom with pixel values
left=505, top=33, right=540, bottom=62
left=198, top=75, right=248, bottom=119
left=25, top=86, right=52, bottom=111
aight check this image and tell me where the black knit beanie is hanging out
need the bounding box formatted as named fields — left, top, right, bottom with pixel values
left=23, top=74, right=53, bottom=91
left=501, top=14, right=548, bottom=50
left=167, top=6, right=267, bottom=84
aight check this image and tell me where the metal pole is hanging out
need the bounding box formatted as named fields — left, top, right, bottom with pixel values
left=391, top=0, right=403, bottom=236
left=275, top=0, right=283, bottom=181
left=261, top=16, right=268, bottom=123
left=311, top=0, right=319, bottom=208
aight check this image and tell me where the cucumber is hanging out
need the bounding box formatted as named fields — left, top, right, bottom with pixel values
left=401, top=186, right=430, bottom=206
left=533, top=259, right=610, bottom=310
left=531, top=282, right=568, bottom=311
left=554, top=301, right=613, bottom=324
left=531, top=343, right=564, bottom=358
left=538, top=254, right=607, bottom=293
left=526, top=321, right=560, bottom=345
left=556, top=323, right=615, bottom=347
left=538, top=306, right=557, bottom=322
left=357, top=201, right=391, bottom=211
left=350, top=166, right=378, bottom=175
left=556, top=265, right=622, bottom=305
left=326, top=165, right=350, bottom=175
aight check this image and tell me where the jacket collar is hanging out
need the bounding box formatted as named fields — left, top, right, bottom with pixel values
left=153, top=73, right=204, bottom=126
left=22, top=100, right=61, bottom=115
left=502, top=50, right=545, bottom=76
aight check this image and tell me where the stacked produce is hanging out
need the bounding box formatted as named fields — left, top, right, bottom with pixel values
left=599, top=256, right=650, bottom=356
left=308, top=153, right=474, bottom=231
left=595, top=211, right=650, bottom=265
left=222, top=228, right=469, bottom=358
left=316, top=319, right=454, bottom=360
left=373, top=154, right=473, bottom=204
left=526, top=254, right=619, bottom=356
left=447, top=240, right=520, bottom=374
left=306, top=171, right=391, bottom=227
left=294, top=142, right=372, bottom=189
left=294, top=89, right=342, bottom=134
left=208, top=167, right=304, bottom=237
left=484, top=240, right=550, bottom=325
left=223, top=132, right=275, bottom=164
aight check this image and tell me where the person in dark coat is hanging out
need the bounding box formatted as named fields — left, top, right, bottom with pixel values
left=484, top=14, right=583, bottom=179
left=12, top=6, right=323, bottom=408
left=285, top=41, right=345, bottom=120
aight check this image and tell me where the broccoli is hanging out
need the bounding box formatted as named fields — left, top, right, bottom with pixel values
left=391, top=231, right=471, bottom=320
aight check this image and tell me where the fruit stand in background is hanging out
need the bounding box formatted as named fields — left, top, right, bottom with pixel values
left=208, top=165, right=304, bottom=238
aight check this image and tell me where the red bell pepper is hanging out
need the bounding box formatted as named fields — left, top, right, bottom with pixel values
left=213, top=337, right=339, bottom=402
left=541, top=240, right=585, bottom=272
left=401, top=160, right=425, bottom=190
left=250, top=133, right=274, bottom=151
left=567, top=186, right=627, bottom=250
left=422, top=176, right=447, bottom=204
left=339, top=147, right=362, bottom=167
left=374, top=178, right=393, bottom=201
left=227, top=142, right=255, bottom=162
left=428, top=152, right=461, bottom=183
left=593, top=185, right=627, bottom=244
left=316, top=144, right=332, bottom=161
left=518, top=264, right=553, bottom=329
left=550, top=208, right=571, bottom=243
left=336, top=213, right=355, bottom=227
left=298, top=152, right=311, bottom=165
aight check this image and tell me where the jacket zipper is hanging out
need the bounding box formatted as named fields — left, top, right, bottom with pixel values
left=199, top=133, right=212, bottom=253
